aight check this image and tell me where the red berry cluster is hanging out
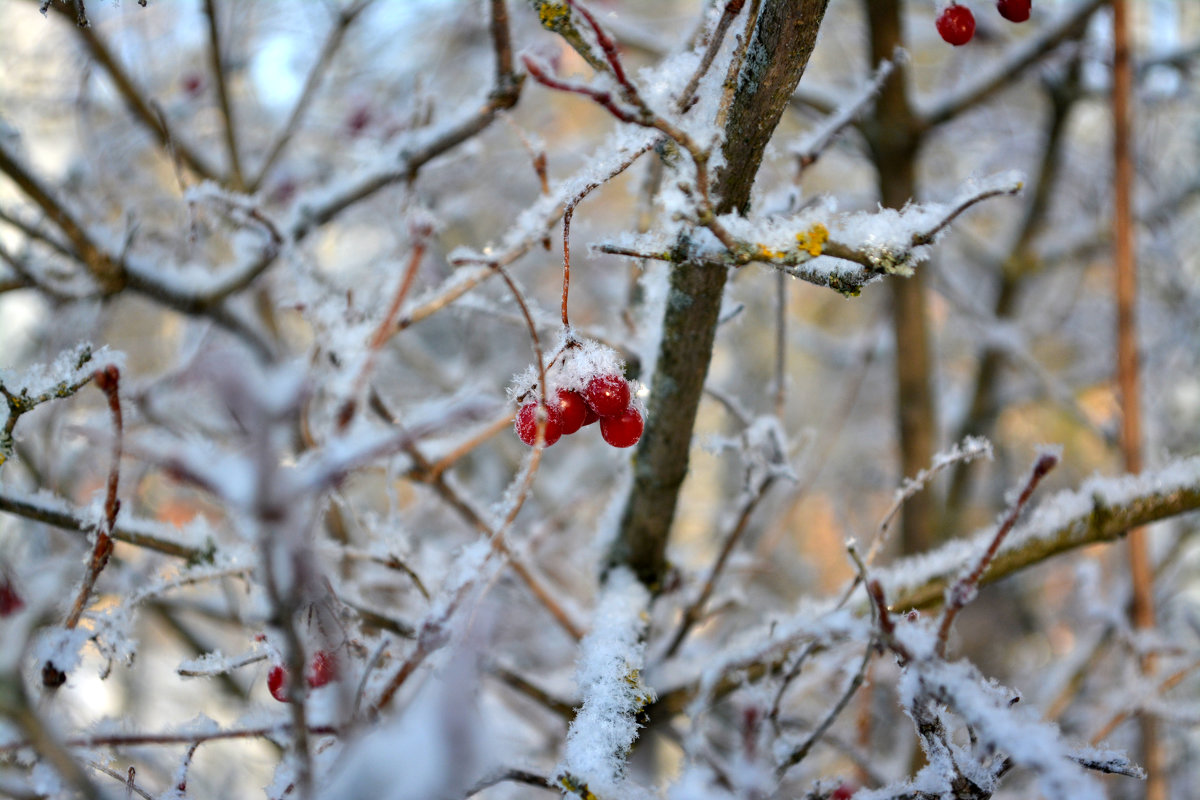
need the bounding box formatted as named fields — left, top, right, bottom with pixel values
left=268, top=650, right=338, bottom=702
left=515, top=373, right=643, bottom=449
left=936, top=1, right=1031, bottom=47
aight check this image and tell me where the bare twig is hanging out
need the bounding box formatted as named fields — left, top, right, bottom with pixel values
left=35, top=0, right=221, bottom=180
left=464, top=768, right=555, bottom=797
left=250, top=0, right=374, bottom=191
left=202, top=0, right=245, bottom=188
left=662, top=472, right=780, bottom=658
left=775, top=639, right=876, bottom=776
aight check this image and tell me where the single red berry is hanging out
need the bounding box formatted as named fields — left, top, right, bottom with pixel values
left=0, top=579, right=23, bottom=616
left=346, top=106, right=372, bottom=136
left=267, top=665, right=289, bottom=702
left=996, top=0, right=1030, bottom=22
left=584, top=374, right=631, bottom=418
left=556, top=389, right=589, bottom=435
left=306, top=650, right=337, bottom=688
left=582, top=405, right=600, bottom=427
left=181, top=73, right=204, bottom=97
left=600, top=406, right=643, bottom=448
left=515, top=401, right=564, bottom=447
left=830, top=783, right=857, bottom=800
left=936, top=4, right=975, bottom=46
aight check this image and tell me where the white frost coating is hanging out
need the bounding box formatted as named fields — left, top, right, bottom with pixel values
left=876, top=455, right=1200, bottom=602
left=507, top=332, right=628, bottom=403
left=560, top=567, right=654, bottom=797
left=897, top=435, right=993, bottom=498
left=791, top=55, right=897, bottom=160
left=898, top=656, right=1105, bottom=800
left=32, top=627, right=92, bottom=678
left=0, top=342, right=121, bottom=403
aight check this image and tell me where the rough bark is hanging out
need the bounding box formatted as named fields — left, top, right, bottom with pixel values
left=606, top=0, right=831, bottom=590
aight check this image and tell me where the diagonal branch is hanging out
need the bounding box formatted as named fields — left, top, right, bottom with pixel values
left=203, top=0, right=245, bottom=188
left=249, top=0, right=374, bottom=191
left=34, top=0, right=221, bottom=181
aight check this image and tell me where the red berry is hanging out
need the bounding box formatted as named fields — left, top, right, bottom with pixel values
left=582, top=405, right=600, bottom=427
left=267, top=665, right=289, bottom=702
left=306, top=651, right=337, bottom=688
left=584, top=374, right=631, bottom=418
left=0, top=579, right=23, bottom=616
left=600, top=406, right=643, bottom=448
left=830, top=783, right=857, bottom=800
left=181, top=73, right=204, bottom=97
left=996, top=0, right=1030, bottom=22
left=556, top=389, right=589, bottom=435
left=346, top=106, right=371, bottom=134
left=936, top=4, right=975, bottom=46
left=515, top=401, right=564, bottom=447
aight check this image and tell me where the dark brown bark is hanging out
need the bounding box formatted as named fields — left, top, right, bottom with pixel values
left=607, top=0, right=831, bottom=590
left=861, top=0, right=936, bottom=555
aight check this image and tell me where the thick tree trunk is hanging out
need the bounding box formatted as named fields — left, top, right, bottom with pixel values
left=607, top=0, right=831, bottom=590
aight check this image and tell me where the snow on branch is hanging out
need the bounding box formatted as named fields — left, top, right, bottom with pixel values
left=880, top=455, right=1200, bottom=612
left=559, top=567, right=654, bottom=799
left=792, top=51, right=898, bottom=170
left=597, top=173, right=1024, bottom=295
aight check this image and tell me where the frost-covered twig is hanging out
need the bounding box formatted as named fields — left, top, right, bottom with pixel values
left=599, top=177, right=1023, bottom=295
left=37, top=1, right=220, bottom=179
left=1088, top=657, right=1200, bottom=745
left=793, top=54, right=895, bottom=171
left=560, top=140, right=657, bottom=327
left=87, top=763, right=152, bottom=800
left=0, top=141, right=124, bottom=292
left=662, top=417, right=793, bottom=659
left=882, top=456, right=1200, bottom=612
left=0, top=490, right=210, bottom=560
left=676, top=0, right=748, bottom=113
left=336, top=227, right=430, bottom=429
left=715, top=0, right=761, bottom=129
left=869, top=436, right=994, bottom=566
left=59, top=366, right=124, bottom=633
left=0, top=723, right=341, bottom=754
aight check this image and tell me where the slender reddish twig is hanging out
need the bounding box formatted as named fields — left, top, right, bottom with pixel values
left=44, top=365, right=123, bottom=688
left=934, top=452, right=1058, bottom=657
left=565, top=0, right=638, bottom=101
left=521, top=55, right=637, bottom=124
left=336, top=231, right=429, bottom=430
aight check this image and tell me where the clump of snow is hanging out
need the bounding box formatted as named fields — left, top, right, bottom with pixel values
left=560, top=567, right=653, bottom=797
